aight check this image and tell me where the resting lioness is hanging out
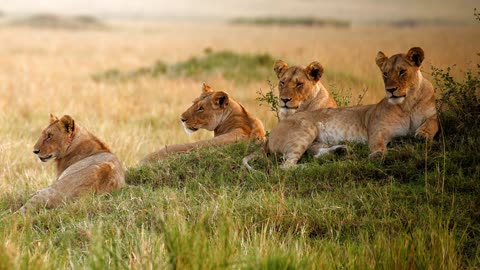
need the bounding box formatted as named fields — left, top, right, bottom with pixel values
left=274, top=60, right=338, bottom=155
left=244, top=47, right=438, bottom=169
left=20, top=114, right=125, bottom=212
left=141, top=83, right=266, bottom=163
left=274, top=60, right=337, bottom=119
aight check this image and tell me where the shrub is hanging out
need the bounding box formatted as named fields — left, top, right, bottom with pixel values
left=432, top=65, right=480, bottom=140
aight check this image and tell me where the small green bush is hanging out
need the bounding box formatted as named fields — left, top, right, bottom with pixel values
left=432, top=65, right=480, bottom=140
left=256, top=80, right=280, bottom=121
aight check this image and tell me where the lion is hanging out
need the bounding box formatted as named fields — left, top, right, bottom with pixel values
left=141, top=83, right=266, bottom=163
left=19, top=114, right=125, bottom=213
left=273, top=60, right=337, bottom=120
left=244, top=47, right=439, bottom=169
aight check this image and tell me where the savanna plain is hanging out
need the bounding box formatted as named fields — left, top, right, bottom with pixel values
left=0, top=21, right=479, bottom=269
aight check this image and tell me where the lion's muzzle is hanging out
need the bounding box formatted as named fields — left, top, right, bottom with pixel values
left=39, top=154, right=53, bottom=162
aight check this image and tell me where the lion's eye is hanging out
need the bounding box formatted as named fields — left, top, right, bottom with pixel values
left=296, top=82, right=304, bottom=88
left=46, top=133, right=52, bottom=140
left=383, top=72, right=388, bottom=78
left=279, top=81, right=285, bottom=87
left=399, top=69, right=406, bottom=77
left=197, top=106, right=204, bottom=113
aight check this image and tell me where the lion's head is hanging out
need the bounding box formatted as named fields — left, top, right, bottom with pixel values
left=273, top=60, right=324, bottom=116
left=376, top=47, right=425, bottom=105
left=33, top=114, right=76, bottom=162
left=180, top=83, right=230, bottom=134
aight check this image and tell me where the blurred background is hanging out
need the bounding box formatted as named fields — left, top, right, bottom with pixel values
left=1, top=0, right=478, bottom=23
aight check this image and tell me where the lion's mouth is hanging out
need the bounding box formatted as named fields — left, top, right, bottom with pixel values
left=387, top=94, right=406, bottom=105
left=184, top=127, right=198, bottom=135
left=39, top=154, right=53, bottom=162
left=280, top=106, right=299, bottom=110
left=182, top=121, right=198, bottom=135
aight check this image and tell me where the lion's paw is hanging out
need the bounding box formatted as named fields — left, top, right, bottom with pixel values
left=368, top=151, right=385, bottom=161
left=415, top=128, right=433, bottom=140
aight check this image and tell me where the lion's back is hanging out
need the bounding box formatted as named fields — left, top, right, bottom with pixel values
left=54, top=152, right=125, bottom=196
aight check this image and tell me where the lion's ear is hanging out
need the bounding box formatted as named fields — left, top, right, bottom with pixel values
left=60, top=115, right=75, bottom=135
left=49, top=114, right=58, bottom=124
left=212, top=91, right=229, bottom=109
left=406, top=47, right=424, bottom=67
left=376, top=51, right=388, bottom=68
left=305, top=61, right=324, bottom=82
left=202, top=83, right=212, bottom=93
left=273, top=60, right=288, bottom=79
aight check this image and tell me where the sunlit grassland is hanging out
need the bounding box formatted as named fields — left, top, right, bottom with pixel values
left=0, top=22, right=479, bottom=268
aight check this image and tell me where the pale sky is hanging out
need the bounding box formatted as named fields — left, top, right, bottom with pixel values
left=0, top=0, right=478, bottom=23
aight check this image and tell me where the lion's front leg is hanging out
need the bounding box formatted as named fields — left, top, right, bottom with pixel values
left=415, top=115, right=439, bottom=140
left=280, top=126, right=318, bottom=169
left=140, top=148, right=170, bottom=164
left=368, top=129, right=392, bottom=160
left=141, top=133, right=243, bottom=164
left=19, top=187, right=65, bottom=214
left=140, top=144, right=196, bottom=164
left=281, top=151, right=304, bottom=169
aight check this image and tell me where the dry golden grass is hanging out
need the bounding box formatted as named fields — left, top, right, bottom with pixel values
left=0, top=22, right=479, bottom=195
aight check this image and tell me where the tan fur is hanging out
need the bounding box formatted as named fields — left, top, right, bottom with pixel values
left=141, top=83, right=266, bottom=163
left=273, top=60, right=337, bottom=119
left=245, top=47, right=438, bottom=169
left=20, top=114, right=125, bottom=213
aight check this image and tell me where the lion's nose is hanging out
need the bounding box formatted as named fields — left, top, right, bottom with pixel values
left=280, top=97, right=292, bottom=103
left=33, top=149, right=40, bottom=154
left=386, top=87, right=397, bottom=94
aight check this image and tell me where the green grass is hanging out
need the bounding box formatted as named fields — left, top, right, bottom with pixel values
left=1, top=64, right=479, bottom=269
left=2, top=131, right=478, bottom=268
left=92, top=50, right=276, bottom=84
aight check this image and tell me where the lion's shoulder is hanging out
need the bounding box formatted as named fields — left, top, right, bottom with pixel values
left=59, top=152, right=119, bottom=178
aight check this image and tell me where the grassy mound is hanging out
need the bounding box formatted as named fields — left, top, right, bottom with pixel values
left=92, top=50, right=276, bottom=84
left=123, top=65, right=479, bottom=268
left=124, top=124, right=478, bottom=267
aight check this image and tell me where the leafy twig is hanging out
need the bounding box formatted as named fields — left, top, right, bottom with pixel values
left=256, top=80, right=280, bottom=121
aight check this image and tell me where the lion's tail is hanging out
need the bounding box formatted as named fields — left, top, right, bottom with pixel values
left=242, top=140, right=268, bottom=172
left=242, top=151, right=257, bottom=171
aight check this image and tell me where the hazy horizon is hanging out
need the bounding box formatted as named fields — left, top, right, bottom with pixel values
left=1, top=0, right=478, bottom=23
